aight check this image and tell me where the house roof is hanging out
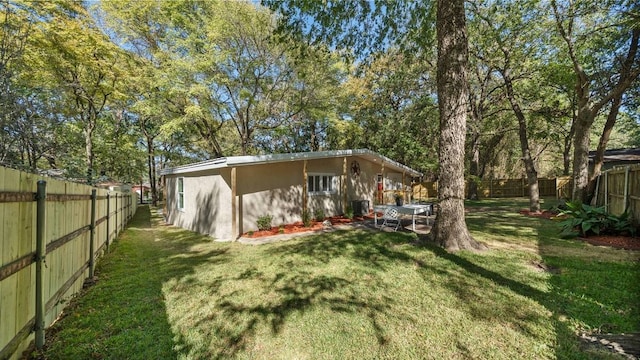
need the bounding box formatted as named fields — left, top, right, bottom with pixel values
left=588, top=148, right=640, bottom=163
left=159, top=149, right=423, bottom=177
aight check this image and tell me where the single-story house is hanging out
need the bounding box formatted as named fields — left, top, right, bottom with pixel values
left=159, top=149, right=422, bottom=241
left=132, top=184, right=151, bottom=202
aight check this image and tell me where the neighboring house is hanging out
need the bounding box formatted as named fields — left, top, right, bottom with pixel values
left=589, top=148, right=640, bottom=172
left=95, top=182, right=132, bottom=193
left=132, top=184, right=151, bottom=202
left=159, top=149, right=422, bottom=241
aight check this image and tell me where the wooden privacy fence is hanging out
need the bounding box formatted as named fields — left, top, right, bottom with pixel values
left=0, top=166, right=136, bottom=360
left=412, top=177, right=574, bottom=200
left=592, top=165, right=640, bottom=224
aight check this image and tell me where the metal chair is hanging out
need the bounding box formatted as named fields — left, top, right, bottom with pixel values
left=380, top=207, right=401, bottom=231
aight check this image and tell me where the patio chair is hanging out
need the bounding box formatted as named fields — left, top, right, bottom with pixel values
left=380, top=207, right=401, bottom=231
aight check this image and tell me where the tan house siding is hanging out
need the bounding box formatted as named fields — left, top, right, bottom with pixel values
left=165, top=169, right=233, bottom=240
left=235, top=162, right=304, bottom=234
left=161, top=150, right=420, bottom=241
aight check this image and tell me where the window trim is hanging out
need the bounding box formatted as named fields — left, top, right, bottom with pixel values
left=177, top=177, right=185, bottom=211
left=307, top=173, right=337, bottom=195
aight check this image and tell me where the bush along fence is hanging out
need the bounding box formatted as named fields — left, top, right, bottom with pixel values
left=592, top=164, right=640, bottom=226
left=0, top=166, right=137, bottom=360
left=412, top=177, right=574, bottom=200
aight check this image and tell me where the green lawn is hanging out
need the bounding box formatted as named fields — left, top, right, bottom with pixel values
left=38, top=200, right=639, bottom=359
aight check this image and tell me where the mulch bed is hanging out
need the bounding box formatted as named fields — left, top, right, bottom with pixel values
left=519, top=209, right=640, bottom=250
left=580, top=235, right=640, bottom=251
left=242, top=214, right=376, bottom=238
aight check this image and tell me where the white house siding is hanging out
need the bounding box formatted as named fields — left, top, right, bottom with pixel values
left=165, top=169, right=233, bottom=240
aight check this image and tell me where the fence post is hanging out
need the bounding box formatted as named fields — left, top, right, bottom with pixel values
left=115, top=194, right=118, bottom=237
left=624, top=166, right=630, bottom=213
left=592, top=175, right=600, bottom=206
left=35, top=180, right=47, bottom=350
left=106, top=193, right=110, bottom=252
left=604, top=171, right=609, bottom=210
left=89, top=189, right=96, bottom=278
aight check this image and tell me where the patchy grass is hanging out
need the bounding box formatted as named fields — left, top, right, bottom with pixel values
left=38, top=201, right=639, bottom=359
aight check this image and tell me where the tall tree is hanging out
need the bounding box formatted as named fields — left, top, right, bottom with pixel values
left=98, top=0, right=175, bottom=204
left=264, top=0, right=486, bottom=250
left=468, top=1, right=551, bottom=212
left=551, top=0, right=640, bottom=202
left=30, top=1, right=127, bottom=183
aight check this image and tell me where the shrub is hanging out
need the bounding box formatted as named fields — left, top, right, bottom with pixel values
left=557, top=201, right=636, bottom=237
left=314, top=208, right=325, bottom=221
left=278, top=226, right=285, bottom=234
left=344, top=206, right=354, bottom=220
left=256, top=214, right=273, bottom=231
left=302, top=210, right=312, bottom=227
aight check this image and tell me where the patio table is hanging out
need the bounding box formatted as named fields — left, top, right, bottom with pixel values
left=373, top=203, right=433, bottom=231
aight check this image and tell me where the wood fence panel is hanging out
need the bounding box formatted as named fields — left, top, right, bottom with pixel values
left=592, top=165, right=640, bottom=225
left=608, top=169, right=626, bottom=216
left=412, top=182, right=437, bottom=200
left=538, top=178, right=557, bottom=197
left=412, top=176, right=576, bottom=200
left=0, top=166, right=136, bottom=360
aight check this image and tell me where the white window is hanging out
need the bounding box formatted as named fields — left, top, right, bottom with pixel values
left=308, top=174, right=336, bottom=195
left=177, top=177, right=184, bottom=210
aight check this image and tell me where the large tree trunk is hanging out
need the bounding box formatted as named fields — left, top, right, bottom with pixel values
left=146, top=138, right=158, bottom=206
left=84, top=125, right=94, bottom=184
left=571, top=107, right=592, bottom=203
left=433, top=0, right=486, bottom=252
left=585, top=95, right=622, bottom=200
left=562, top=118, right=575, bottom=176
left=590, top=96, right=621, bottom=182
left=552, top=5, right=640, bottom=202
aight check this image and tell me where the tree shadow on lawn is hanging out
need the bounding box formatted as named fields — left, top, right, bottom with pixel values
left=181, top=230, right=413, bottom=359
left=422, top=213, right=640, bottom=359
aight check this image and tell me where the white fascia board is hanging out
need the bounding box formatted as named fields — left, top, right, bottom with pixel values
left=159, top=149, right=423, bottom=177
left=158, top=158, right=228, bottom=176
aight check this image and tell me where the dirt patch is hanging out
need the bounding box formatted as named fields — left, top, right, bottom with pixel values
left=518, top=209, right=559, bottom=219
left=580, top=332, right=640, bottom=359
left=242, top=215, right=375, bottom=238
left=528, top=260, right=561, bottom=274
